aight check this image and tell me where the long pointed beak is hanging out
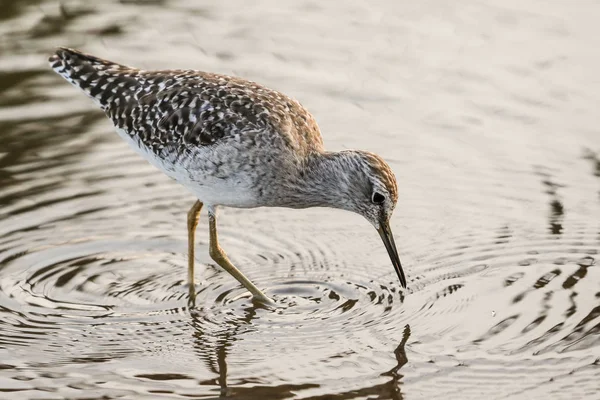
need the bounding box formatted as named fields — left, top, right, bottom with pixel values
left=377, top=222, right=407, bottom=289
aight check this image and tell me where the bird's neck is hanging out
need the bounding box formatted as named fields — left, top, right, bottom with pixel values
left=277, top=151, right=362, bottom=210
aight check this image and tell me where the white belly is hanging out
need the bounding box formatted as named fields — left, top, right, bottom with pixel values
left=187, top=178, right=258, bottom=208
left=115, top=128, right=260, bottom=208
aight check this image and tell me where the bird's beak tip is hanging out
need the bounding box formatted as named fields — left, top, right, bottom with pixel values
left=377, top=222, right=407, bottom=290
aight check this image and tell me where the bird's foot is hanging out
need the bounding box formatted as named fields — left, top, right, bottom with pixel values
left=187, top=285, right=197, bottom=309
left=251, top=293, right=277, bottom=309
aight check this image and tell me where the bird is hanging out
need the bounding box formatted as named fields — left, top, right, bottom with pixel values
left=48, top=47, right=407, bottom=305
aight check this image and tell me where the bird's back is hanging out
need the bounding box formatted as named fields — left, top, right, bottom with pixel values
left=49, top=48, right=324, bottom=161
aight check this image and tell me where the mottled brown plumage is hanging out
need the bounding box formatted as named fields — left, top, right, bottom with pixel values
left=49, top=48, right=323, bottom=157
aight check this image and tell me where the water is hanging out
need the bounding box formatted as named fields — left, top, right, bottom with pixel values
left=1, top=0, right=599, bottom=398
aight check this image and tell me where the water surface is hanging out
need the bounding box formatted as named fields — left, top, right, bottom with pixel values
left=1, top=0, right=599, bottom=398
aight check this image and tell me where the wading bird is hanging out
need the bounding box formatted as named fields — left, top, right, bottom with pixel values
left=49, top=48, right=407, bottom=304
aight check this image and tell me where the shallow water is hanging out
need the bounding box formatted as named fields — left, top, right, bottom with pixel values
left=1, top=0, right=599, bottom=398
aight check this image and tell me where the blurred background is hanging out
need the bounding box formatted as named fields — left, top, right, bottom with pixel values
left=0, top=0, right=599, bottom=399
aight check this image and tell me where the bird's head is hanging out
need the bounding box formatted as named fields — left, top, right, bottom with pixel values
left=329, top=150, right=407, bottom=288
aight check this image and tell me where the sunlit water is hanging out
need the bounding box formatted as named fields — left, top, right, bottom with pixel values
left=1, top=0, right=599, bottom=398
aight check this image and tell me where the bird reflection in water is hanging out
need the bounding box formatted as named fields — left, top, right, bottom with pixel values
left=188, top=303, right=318, bottom=397
left=189, top=303, right=411, bottom=399
left=188, top=305, right=258, bottom=397
left=379, top=324, right=411, bottom=399
left=310, top=324, right=411, bottom=400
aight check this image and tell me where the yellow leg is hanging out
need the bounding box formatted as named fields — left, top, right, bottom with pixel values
left=208, top=210, right=272, bottom=304
left=187, top=200, right=203, bottom=306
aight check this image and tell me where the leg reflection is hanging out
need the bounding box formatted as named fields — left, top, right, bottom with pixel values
left=189, top=304, right=258, bottom=397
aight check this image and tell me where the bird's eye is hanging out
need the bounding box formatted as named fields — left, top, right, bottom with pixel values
left=372, top=192, right=385, bottom=204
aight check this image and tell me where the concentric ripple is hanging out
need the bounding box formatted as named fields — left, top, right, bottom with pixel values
left=0, top=206, right=412, bottom=389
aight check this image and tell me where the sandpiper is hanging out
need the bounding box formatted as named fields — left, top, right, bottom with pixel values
left=49, top=48, right=407, bottom=304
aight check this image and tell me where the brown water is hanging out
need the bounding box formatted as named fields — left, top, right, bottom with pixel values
left=1, top=1, right=599, bottom=399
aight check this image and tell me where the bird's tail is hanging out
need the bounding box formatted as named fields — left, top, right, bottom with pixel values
left=49, top=47, right=139, bottom=109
